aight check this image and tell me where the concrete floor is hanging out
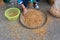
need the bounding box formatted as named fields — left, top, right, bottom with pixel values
left=0, top=2, right=60, bottom=40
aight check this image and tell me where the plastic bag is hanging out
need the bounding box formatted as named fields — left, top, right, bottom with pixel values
left=50, top=0, right=60, bottom=18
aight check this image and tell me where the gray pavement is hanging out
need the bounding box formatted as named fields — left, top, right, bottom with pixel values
left=0, top=2, right=60, bottom=40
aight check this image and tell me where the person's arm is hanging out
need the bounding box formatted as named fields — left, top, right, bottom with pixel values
left=21, top=4, right=27, bottom=15
left=21, top=4, right=27, bottom=13
left=0, top=0, right=5, bottom=6
left=17, top=0, right=27, bottom=14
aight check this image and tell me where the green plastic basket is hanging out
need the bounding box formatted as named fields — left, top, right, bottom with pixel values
left=5, top=8, right=20, bottom=21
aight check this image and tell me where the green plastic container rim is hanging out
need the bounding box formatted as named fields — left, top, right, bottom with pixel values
left=5, top=8, right=20, bottom=18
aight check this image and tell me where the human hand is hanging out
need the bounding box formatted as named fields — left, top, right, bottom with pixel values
left=21, top=4, right=27, bottom=15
